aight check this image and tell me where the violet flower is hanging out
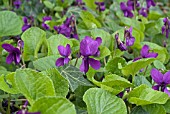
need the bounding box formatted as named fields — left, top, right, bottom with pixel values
left=151, top=68, right=170, bottom=96
left=95, top=2, right=105, bottom=12
left=133, top=45, right=158, bottom=61
left=13, top=0, right=21, bottom=9
left=22, top=16, right=34, bottom=32
left=42, top=16, right=52, bottom=30
left=146, top=0, right=156, bottom=8
left=2, top=44, right=21, bottom=64
left=120, top=2, right=134, bottom=18
left=17, top=101, right=40, bottom=114
left=127, top=0, right=140, bottom=10
left=162, top=17, right=170, bottom=38
left=115, top=33, right=127, bottom=51
left=80, top=36, right=102, bottom=73
left=138, top=8, right=148, bottom=17
left=124, top=27, right=135, bottom=46
left=56, top=44, right=71, bottom=67
left=76, top=0, right=87, bottom=10
left=54, top=16, right=79, bottom=39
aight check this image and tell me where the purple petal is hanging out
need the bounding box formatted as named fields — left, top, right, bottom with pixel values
left=55, top=58, right=64, bottom=67
left=2, top=44, right=15, bottom=52
left=23, top=17, right=28, bottom=24
left=14, top=52, right=21, bottom=64
left=58, top=44, right=71, bottom=57
left=133, top=57, right=142, bottom=62
left=6, top=53, right=14, bottom=64
left=164, top=87, right=170, bottom=97
left=118, top=42, right=127, bottom=51
left=120, top=2, right=126, bottom=10
left=126, top=37, right=135, bottom=46
left=64, top=57, right=70, bottom=64
left=166, top=29, right=169, bottom=38
left=151, top=68, right=163, bottom=84
left=145, top=52, right=158, bottom=58
left=42, top=16, right=52, bottom=22
left=89, top=58, right=100, bottom=70
left=22, top=24, right=31, bottom=32
left=95, top=37, right=102, bottom=46
left=141, top=45, right=149, bottom=57
left=152, top=85, right=160, bottom=90
left=163, top=71, right=170, bottom=84
left=80, top=58, right=89, bottom=73
left=162, top=26, right=166, bottom=34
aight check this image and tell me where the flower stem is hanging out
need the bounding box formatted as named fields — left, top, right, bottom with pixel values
left=7, top=94, right=11, bottom=114
left=74, top=57, right=79, bottom=67
left=143, top=65, right=149, bottom=76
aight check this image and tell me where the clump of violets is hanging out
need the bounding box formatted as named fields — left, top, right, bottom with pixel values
left=151, top=68, right=170, bottom=96
left=127, top=0, right=140, bottom=10
left=162, top=17, right=170, bottom=38
left=54, top=15, right=79, bottom=39
left=133, top=45, right=158, bottom=61
left=56, top=44, right=71, bottom=67
left=22, top=16, right=34, bottom=32
left=120, top=2, right=134, bottom=18
left=42, top=16, right=52, bottom=30
left=76, top=0, right=87, bottom=10
left=115, top=27, right=135, bottom=51
left=95, top=2, right=105, bottom=12
left=80, top=36, right=102, bottom=73
left=17, top=100, right=40, bottom=114
left=13, top=0, right=21, bottom=9
left=2, top=44, right=21, bottom=64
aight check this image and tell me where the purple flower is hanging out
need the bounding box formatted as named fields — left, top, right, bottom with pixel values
left=115, top=33, right=127, bottom=51
left=151, top=68, right=170, bottom=96
left=124, top=27, right=135, bottom=46
left=76, top=0, right=86, bottom=10
left=95, top=2, right=105, bottom=12
left=138, top=8, right=148, bottom=17
left=146, top=0, right=156, bottom=8
left=127, top=0, right=140, bottom=10
left=133, top=45, right=158, bottom=61
left=56, top=44, right=71, bottom=67
left=17, top=100, right=40, bottom=114
left=13, top=0, right=21, bottom=9
left=120, top=2, right=134, bottom=18
left=22, top=16, right=34, bottom=32
left=80, top=36, right=102, bottom=73
left=2, top=44, right=21, bottom=64
left=162, top=17, right=170, bottom=38
left=54, top=16, right=79, bottom=39
left=42, top=16, right=52, bottom=30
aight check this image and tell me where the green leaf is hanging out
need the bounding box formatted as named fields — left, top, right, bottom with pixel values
left=29, top=96, right=76, bottom=114
left=153, top=60, right=166, bottom=70
left=59, top=65, right=93, bottom=92
left=95, top=46, right=110, bottom=60
left=0, top=73, right=19, bottom=94
left=128, top=84, right=169, bottom=105
left=91, top=29, right=112, bottom=48
left=43, top=68, right=69, bottom=97
left=163, top=99, right=170, bottom=113
left=105, top=57, right=126, bottom=75
left=134, top=76, right=152, bottom=87
left=83, top=0, right=96, bottom=10
left=0, top=11, right=22, bottom=37
left=33, top=55, right=59, bottom=71
left=15, top=69, right=56, bottom=105
left=21, top=27, right=47, bottom=61
left=80, top=11, right=101, bottom=29
left=0, top=66, right=10, bottom=75
left=122, top=58, right=155, bottom=76
left=131, top=106, right=149, bottom=114
left=47, top=34, right=73, bottom=55
left=142, top=104, right=166, bottom=114
left=83, top=88, right=127, bottom=114
left=43, top=1, right=54, bottom=9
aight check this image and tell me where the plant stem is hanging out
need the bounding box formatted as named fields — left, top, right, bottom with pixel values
left=74, top=57, right=79, bottom=67
left=143, top=65, right=149, bottom=76
left=7, top=94, right=11, bottom=114
left=0, top=100, right=6, bottom=114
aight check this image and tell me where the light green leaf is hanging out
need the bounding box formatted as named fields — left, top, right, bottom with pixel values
left=163, top=99, right=170, bottom=113
left=43, top=1, right=54, bottom=9
left=105, top=57, right=126, bottom=75
left=21, top=27, right=47, bottom=61
left=83, top=88, right=127, bottom=114
left=47, top=34, right=73, bottom=55
left=43, top=68, right=69, bottom=97
left=122, top=58, right=155, bottom=76
left=0, top=66, right=10, bottom=75
left=153, top=60, right=166, bottom=70
left=83, top=0, right=96, bottom=10
left=80, top=11, right=101, bottom=29
left=15, top=69, right=56, bottom=105
left=131, top=106, right=149, bottom=114
left=134, top=76, right=152, bottom=87
left=0, top=73, right=19, bottom=94
left=142, top=104, right=166, bottom=114
left=95, top=46, right=110, bottom=60
left=29, top=96, right=76, bottom=114
left=128, top=84, right=169, bottom=105
left=33, top=55, right=59, bottom=71
left=0, top=11, right=22, bottom=37
left=59, top=65, right=93, bottom=92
